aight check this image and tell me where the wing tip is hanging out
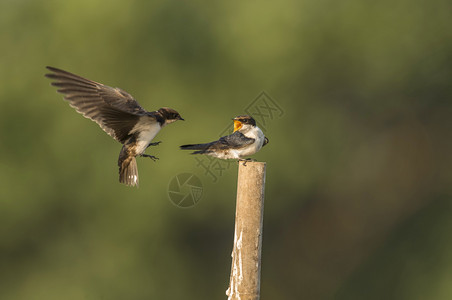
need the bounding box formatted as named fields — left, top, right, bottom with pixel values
left=44, top=66, right=61, bottom=79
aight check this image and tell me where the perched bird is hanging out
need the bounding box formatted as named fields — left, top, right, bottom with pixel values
left=45, top=66, right=184, bottom=187
left=180, top=115, right=268, bottom=162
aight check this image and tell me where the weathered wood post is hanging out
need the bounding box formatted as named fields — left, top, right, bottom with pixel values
left=226, top=161, right=266, bottom=300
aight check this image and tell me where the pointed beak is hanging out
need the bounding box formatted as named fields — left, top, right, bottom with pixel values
left=179, top=117, right=185, bottom=121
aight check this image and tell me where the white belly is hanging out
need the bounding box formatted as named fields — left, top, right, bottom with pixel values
left=239, top=126, right=265, bottom=157
left=208, top=149, right=242, bottom=160
left=131, top=117, right=161, bottom=154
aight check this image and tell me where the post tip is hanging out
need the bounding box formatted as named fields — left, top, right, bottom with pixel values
left=238, top=160, right=266, bottom=167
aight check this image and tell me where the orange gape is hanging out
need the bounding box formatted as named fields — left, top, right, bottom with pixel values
left=233, top=120, right=243, bottom=132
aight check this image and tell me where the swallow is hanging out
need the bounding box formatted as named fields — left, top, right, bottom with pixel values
left=45, top=66, right=184, bottom=187
left=180, top=115, right=268, bottom=162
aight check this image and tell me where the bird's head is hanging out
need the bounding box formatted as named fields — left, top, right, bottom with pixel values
left=233, top=115, right=256, bottom=132
left=158, top=107, right=184, bottom=125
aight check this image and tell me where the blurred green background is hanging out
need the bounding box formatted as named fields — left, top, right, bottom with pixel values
left=1, top=0, right=451, bottom=299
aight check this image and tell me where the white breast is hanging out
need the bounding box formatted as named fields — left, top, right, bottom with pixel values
left=238, top=126, right=265, bottom=158
left=131, top=116, right=162, bottom=154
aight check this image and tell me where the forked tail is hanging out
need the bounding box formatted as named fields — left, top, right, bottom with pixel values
left=180, top=143, right=212, bottom=155
left=118, top=147, right=139, bottom=187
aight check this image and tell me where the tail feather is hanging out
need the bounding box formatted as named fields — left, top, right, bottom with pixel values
left=180, top=143, right=212, bottom=154
left=118, top=147, right=139, bottom=187
left=119, top=156, right=139, bottom=186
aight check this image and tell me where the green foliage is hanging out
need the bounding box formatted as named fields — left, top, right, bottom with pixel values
left=0, top=0, right=451, bottom=299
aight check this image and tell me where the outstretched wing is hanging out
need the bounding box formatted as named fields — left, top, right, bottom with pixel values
left=45, top=66, right=147, bottom=143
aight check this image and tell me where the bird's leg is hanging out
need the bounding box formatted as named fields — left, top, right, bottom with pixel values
left=238, top=158, right=255, bottom=166
left=143, top=142, right=161, bottom=161
left=147, top=141, right=162, bottom=148
left=141, top=154, right=159, bottom=161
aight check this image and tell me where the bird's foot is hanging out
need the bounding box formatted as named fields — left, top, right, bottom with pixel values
left=141, top=154, right=159, bottom=161
left=238, top=158, right=255, bottom=166
left=147, top=141, right=162, bottom=148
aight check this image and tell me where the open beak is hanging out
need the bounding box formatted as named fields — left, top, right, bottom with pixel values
left=233, top=120, right=242, bottom=132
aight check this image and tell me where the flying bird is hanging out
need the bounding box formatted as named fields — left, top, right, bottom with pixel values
left=45, top=66, right=184, bottom=187
left=180, top=115, right=268, bottom=162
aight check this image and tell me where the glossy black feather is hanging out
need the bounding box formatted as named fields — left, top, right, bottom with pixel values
left=180, top=131, right=255, bottom=154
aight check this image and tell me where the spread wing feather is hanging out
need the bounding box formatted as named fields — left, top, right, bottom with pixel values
left=45, top=66, right=147, bottom=143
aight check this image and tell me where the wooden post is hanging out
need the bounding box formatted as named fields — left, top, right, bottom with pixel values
left=226, top=161, right=266, bottom=300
